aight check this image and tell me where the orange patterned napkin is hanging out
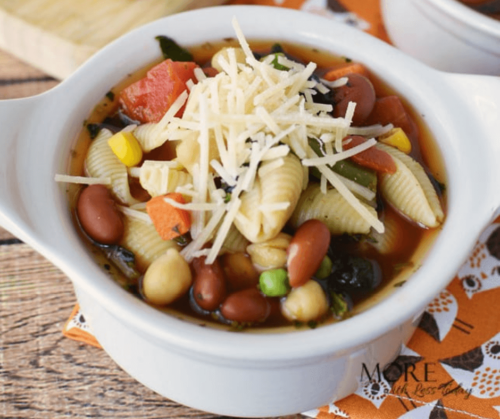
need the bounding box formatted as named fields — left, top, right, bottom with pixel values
left=63, top=1, right=500, bottom=418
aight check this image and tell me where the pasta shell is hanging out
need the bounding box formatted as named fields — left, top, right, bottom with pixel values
left=139, top=161, right=192, bottom=197
left=368, top=211, right=403, bottom=255
left=235, top=154, right=303, bottom=243
left=377, top=143, right=444, bottom=228
left=134, top=123, right=161, bottom=152
left=85, top=128, right=138, bottom=205
left=246, top=232, right=292, bottom=271
left=176, top=132, right=220, bottom=175
left=290, top=183, right=377, bottom=235
left=120, top=214, right=179, bottom=272
left=220, top=224, right=250, bottom=254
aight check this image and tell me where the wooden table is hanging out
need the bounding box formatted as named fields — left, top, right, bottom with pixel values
left=0, top=49, right=302, bottom=419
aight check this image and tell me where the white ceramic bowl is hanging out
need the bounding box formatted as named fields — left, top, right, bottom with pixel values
left=381, top=0, right=500, bottom=75
left=1, top=5, right=500, bottom=417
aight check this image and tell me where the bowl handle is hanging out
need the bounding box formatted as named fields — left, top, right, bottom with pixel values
left=443, top=73, right=500, bottom=212
left=0, top=96, right=44, bottom=239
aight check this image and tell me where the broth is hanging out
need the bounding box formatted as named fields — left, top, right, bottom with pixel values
left=67, top=38, right=446, bottom=331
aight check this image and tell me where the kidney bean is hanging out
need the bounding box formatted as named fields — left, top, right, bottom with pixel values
left=220, top=288, right=271, bottom=324
left=220, top=252, right=259, bottom=291
left=192, top=257, right=227, bottom=311
left=287, top=219, right=331, bottom=288
left=77, top=184, right=124, bottom=245
left=332, top=73, right=376, bottom=125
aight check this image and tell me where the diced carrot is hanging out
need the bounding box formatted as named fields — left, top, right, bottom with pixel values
left=119, top=59, right=199, bottom=123
left=323, top=62, right=369, bottom=81
left=146, top=193, right=191, bottom=240
left=364, top=96, right=419, bottom=143
left=343, top=135, right=397, bottom=174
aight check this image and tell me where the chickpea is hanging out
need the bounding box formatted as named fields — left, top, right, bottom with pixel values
left=142, top=248, right=192, bottom=306
left=211, top=47, right=247, bottom=72
left=281, top=280, right=328, bottom=323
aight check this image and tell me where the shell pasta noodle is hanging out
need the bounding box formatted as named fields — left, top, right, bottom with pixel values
left=121, top=215, right=179, bottom=272
left=85, top=128, right=139, bottom=205
left=290, top=183, right=377, bottom=235
left=235, top=154, right=303, bottom=243
left=60, top=18, right=446, bottom=330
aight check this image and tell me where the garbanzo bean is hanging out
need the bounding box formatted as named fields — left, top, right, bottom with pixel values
left=281, top=280, right=328, bottom=322
left=142, top=248, right=192, bottom=306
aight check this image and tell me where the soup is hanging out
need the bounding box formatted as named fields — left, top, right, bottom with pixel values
left=61, top=21, right=446, bottom=330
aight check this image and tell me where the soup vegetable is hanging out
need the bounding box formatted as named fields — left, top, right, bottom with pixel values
left=58, top=19, right=445, bottom=329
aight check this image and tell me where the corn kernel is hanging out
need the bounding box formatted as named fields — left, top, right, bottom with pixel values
left=108, top=131, right=143, bottom=167
left=379, top=127, right=412, bottom=154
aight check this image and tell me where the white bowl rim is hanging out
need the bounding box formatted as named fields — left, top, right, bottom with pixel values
left=4, top=5, right=500, bottom=363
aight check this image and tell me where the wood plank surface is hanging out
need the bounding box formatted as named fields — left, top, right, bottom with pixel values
left=0, top=49, right=302, bottom=419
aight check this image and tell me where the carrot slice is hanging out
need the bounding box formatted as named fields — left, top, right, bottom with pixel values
left=146, top=193, right=191, bottom=240
left=343, top=135, right=397, bottom=174
left=323, top=62, right=368, bottom=81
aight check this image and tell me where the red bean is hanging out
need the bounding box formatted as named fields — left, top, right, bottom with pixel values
left=77, top=185, right=124, bottom=245
left=287, top=219, right=331, bottom=288
left=192, top=257, right=227, bottom=311
left=332, top=73, right=376, bottom=125
left=220, top=288, right=271, bottom=324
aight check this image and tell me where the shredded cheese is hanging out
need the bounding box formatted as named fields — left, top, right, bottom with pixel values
left=54, top=174, right=111, bottom=185
left=118, top=206, right=152, bottom=224
left=96, top=18, right=388, bottom=263
left=302, top=138, right=377, bottom=167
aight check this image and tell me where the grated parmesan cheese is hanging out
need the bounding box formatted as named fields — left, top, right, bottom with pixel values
left=54, top=174, right=111, bottom=185
left=302, top=138, right=377, bottom=167
left=118, top=206, right=152, bottom=224
left=117, top=18, right=387, bottom=263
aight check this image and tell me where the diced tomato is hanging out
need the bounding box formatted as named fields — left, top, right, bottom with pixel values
left=119, top=59, right=198, bottom=123
left=343, top=135, right=397, bottom=174
left=364, top=96, right=419, bottom=142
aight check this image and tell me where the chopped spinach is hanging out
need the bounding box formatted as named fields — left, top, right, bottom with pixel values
left=156, top=35, right=193, bottom=62
left=86, top=123, right=102, bottom=139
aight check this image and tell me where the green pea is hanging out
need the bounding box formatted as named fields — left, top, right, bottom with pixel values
left=259, top=269, right=290, bottom=297
left=314, top=255, right=333, bottom=279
